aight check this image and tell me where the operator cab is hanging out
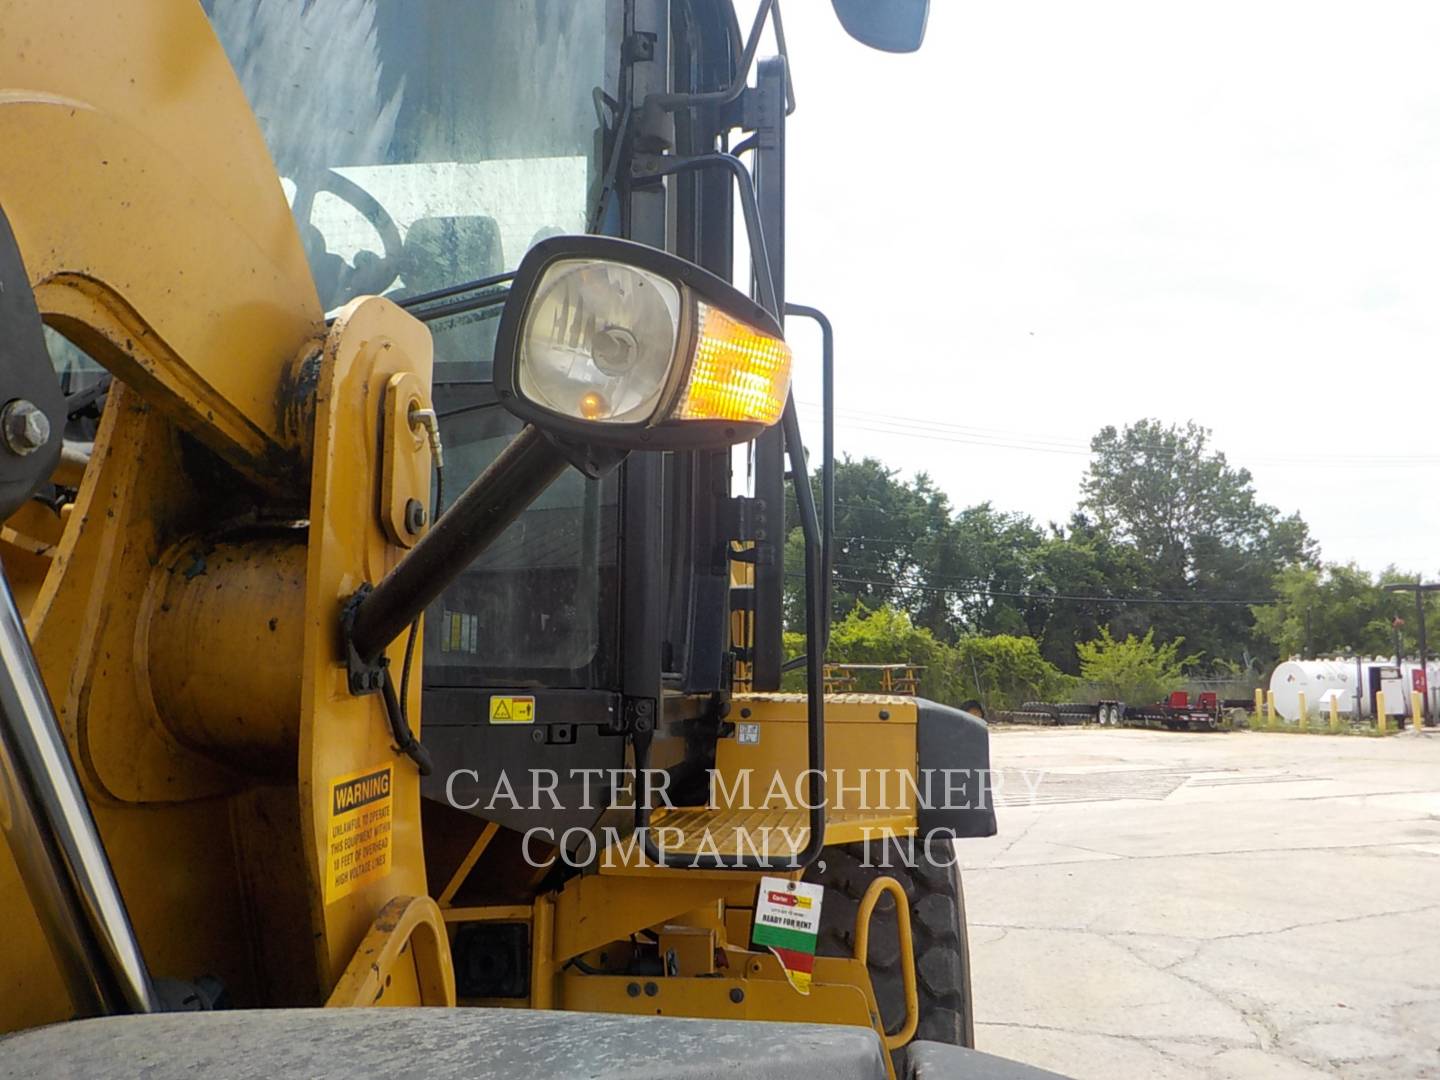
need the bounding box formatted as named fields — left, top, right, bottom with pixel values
left=207, top=0, right=624, bottom=691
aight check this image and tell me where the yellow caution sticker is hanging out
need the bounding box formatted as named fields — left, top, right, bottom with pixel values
left=325, top=763, right=393, bottom=904
left=489, top=695, right=536, bottom=724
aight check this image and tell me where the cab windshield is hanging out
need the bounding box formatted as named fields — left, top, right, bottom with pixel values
left=207, top=0, right=623, bottom=688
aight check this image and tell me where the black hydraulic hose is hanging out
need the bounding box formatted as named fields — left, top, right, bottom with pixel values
left=381, top=675, right=433, bottom=777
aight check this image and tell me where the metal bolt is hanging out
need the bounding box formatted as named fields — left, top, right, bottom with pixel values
left=626, top=982, right=640, bottom=998
left=2, top=399, right=50, bottom=456
left=643, top=981, right=658, bottom=997
left=729, top=987, right=745, bottom=1004
left=404, top=498, right=427, bottom=535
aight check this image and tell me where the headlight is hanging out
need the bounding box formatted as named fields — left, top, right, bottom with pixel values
left=518, top=260, right=681, bottom=424
left=496, top=236, right=791, bottom=450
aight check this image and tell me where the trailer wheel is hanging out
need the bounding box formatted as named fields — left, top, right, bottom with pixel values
left=804, top=840, right=974, bottom=1073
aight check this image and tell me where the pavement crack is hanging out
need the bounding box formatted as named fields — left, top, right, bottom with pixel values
left=1202, top=902, right=1440, bottom=943
left=1103, top=930, right=1269, bottom=1049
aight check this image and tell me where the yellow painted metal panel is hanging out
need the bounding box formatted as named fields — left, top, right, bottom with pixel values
left=0, top=0, right=323, bottom=481
left=297, top=296, right=434, bottom=992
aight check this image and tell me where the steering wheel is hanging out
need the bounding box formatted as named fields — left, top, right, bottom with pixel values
left=299, top=169, right=405, bottom=308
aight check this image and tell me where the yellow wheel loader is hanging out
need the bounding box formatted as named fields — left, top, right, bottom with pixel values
left=0, top=2, right=1061, bottom=1077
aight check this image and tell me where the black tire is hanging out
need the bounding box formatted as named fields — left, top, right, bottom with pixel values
left=803, top=840, right=974, bottom=1073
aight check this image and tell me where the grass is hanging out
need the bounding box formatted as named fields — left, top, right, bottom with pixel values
left=1239, top=712, right=1409, bottom=737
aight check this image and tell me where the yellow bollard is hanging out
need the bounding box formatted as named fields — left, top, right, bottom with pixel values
left=1266, top=690, right=1277, bottom=731
left=1297, top=691, right=1308, bottom=732
left=1254, top=688, right=1264, bottom=731
left=1377, top=691, right=1387, bottom=734
left=1412, top=690, right=1423, bottom=734
left=1329, top=697, right=1341, bottom=734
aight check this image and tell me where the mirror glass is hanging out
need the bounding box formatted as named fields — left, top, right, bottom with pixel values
left=830, top=0, right=929, bottom=53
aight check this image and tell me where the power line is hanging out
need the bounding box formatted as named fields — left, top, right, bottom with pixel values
left=793, top=401, right=1440, bottom=468
left=815, top=572, right=1276, bottom=606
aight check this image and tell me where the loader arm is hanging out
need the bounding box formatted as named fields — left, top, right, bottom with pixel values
left=0, top=0, right=325, bottom=490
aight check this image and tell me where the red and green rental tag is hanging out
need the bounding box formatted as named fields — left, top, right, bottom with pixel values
left=751, top=877, right=824, bottom=994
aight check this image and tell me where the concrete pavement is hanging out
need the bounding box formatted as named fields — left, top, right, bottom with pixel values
left=959, top=727, right=1440, bottom=1079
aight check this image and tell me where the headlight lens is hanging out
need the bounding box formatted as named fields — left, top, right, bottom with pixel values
left=517, top=260, right=682, bottom=424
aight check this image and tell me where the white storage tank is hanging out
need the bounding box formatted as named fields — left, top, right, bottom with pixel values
left=1270, top=659, right=1358, bottom=720
left=1269, top=658, right=1440, bottom=719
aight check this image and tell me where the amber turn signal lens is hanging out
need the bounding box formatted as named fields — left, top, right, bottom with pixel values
left=672, top=301, right=792, bottom=425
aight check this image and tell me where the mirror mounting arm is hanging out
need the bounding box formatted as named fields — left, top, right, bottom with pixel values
left=640, top=0, right=794, bottom=125
left=345, top=423, right=571, bottom=671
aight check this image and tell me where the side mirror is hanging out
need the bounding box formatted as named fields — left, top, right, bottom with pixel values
left=830, top=0, right=930, bottom=53
left=346, top=237, right=793, bottom=666
left=494, top=235, right=791, bottom=463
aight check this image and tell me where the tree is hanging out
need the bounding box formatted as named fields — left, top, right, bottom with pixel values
left=1252, top=563, right=1429, bottom=660
left=939, top=505, right=1043, bottom=638
left=785, top=458, right=1041, bottom=643
left=952, top=634, right=1074, bottom=712
left=784, top=457, right=943, bottom=631
left=1025, top=513, right=1151, bottom=673
left=1076, top=628, right=1197, bottom=703
left=1081, top=419, right=1315, bottom=664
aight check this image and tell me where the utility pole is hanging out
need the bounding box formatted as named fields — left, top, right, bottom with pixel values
left=1384, top=581, right=1440, bottom=725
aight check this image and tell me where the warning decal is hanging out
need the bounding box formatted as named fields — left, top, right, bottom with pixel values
left=325, top=763, right=393, bottom=904
left=489, top=695, right=536, bottom=724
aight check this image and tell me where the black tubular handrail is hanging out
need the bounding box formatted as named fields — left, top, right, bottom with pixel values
left=631, top=151, right=826, bottom=871
left=631, top=393, right=825, bottom=871
left=782, top=302, right=834, bottom=659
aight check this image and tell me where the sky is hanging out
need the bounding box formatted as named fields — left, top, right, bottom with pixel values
left=753, top=1, right=1440, bottom=576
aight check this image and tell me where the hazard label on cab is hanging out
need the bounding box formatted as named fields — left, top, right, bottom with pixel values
left=489, top=695, right=536, bottom=724
left=325, top=763, right=393, bottom=904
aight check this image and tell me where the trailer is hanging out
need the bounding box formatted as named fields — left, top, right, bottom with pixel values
left=1004, top=692, right=1224, bottom=731
left=1120, top=691, right=1225, bottom=731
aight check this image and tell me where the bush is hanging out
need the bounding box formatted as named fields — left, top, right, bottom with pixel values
left=1075, top=628, right=1197, bottom=704
left=953, top=634, right=1076, bottom=711
left=782, top=606, right=1071, bottom=712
